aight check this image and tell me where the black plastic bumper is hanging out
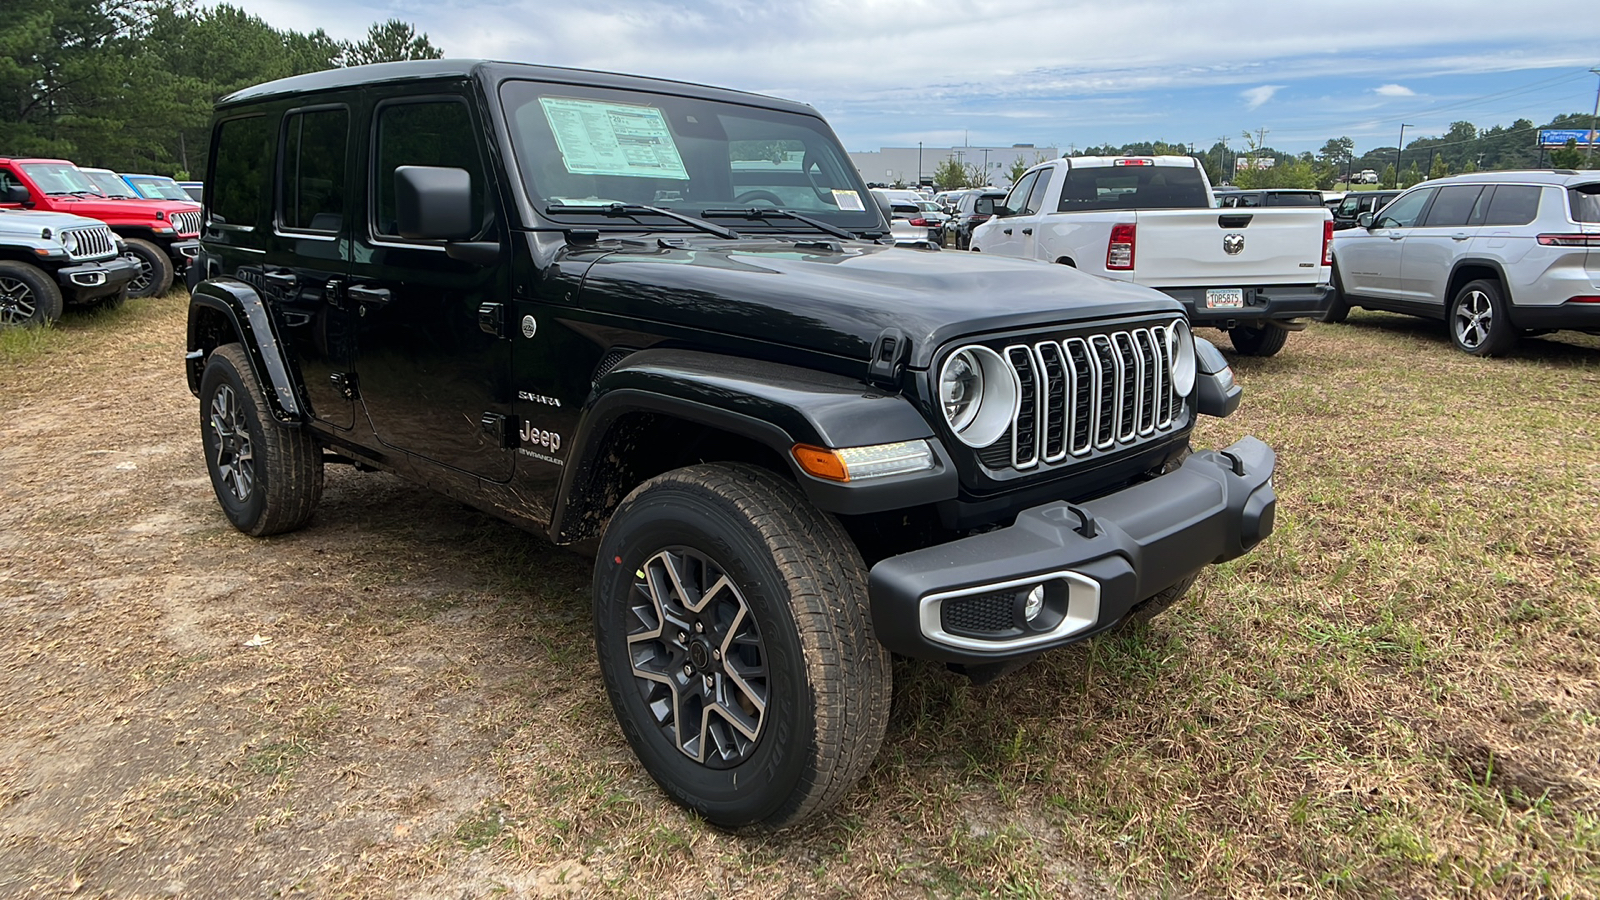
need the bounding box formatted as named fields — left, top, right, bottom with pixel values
left=55, top=257, right=139, bottom=302
left=1508, top=301, right=1600, bottom=332
left=868, top=436, right=1276, bottom=664
left=1160, top=284, right=1333, bottom=326
left=168, top=240, right=200, bottom=270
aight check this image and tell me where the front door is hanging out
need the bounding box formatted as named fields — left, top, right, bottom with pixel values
left=1340, top=187, right=1434, bottom=299
left=347, top=90, right=515, bottom=482
left=981, top=169, right=1039, bottom=258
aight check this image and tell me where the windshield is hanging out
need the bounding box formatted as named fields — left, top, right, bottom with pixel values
left=127, top=176, right=191, bottom=201
left=19, top=163, right=98, bottom=196
left=82, top=170, right=139, bottom=199
left=500, top=81, right=881, bottom=232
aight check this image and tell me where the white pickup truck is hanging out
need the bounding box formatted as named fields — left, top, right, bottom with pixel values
left=971, top=156, right=1333, bottom=355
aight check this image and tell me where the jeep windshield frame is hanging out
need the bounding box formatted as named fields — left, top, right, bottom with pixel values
left=498, top=80, right=883, bottom=236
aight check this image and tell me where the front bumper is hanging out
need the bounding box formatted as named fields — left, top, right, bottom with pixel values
left=56, top=256, right=139, bottom=302
left=868, top=436, right=1276, bottom=664
left=167, top=239, right=201, bottom=270
left=1161, top=284, right=1333, bottom=327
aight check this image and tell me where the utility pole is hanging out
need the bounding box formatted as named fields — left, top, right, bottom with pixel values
left=1396, top=124, right=1411, bottom=188
left=1587, top=68, right=1600, bottom=163
left=918, top=141, right=923, bottom=187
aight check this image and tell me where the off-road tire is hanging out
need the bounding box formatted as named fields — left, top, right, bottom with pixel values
left=1321, top=265, right=1350, bottom=323
left=1228, top=323, right=1289, bottom=357
left=122, top=238, right=174, bottom=298
left=198, top=343, right=323, bottom=536
left=1116, top=574, right=1197, bottom=630
left=593, top=463, right=892, bottom=830
left=0, top=260, right=64, bottom=328
left=1449, top=278, right=1518, bottom=357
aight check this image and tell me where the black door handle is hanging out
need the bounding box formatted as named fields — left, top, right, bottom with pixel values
left=1022, top=227, right=1033, bottom=235
left=262, top=270, right=297, bottom=287
left=1003, top=228, right=1013, bottom=235
left=347, top=285, right=392, bottom=306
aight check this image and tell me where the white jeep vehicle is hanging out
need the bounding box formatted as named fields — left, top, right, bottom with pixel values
left=1327, top=170, right=1600, bottom=355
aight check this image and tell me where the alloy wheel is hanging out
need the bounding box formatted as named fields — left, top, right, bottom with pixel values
left=0, top=275, right=38, bottom=326
left=209, top=383, right=255, bottom=502
left=626, top=548, right=768, bottom=767
left=1453, top=289, right=1492, bottom=350
left=124, top=250, right=153, bottom=295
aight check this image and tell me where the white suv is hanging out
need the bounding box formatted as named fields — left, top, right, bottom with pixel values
left=1327, top=170, right=1600, bottom=355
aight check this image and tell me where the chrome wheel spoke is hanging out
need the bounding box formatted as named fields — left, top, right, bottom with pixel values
left=208, top=384, right=254, bottom=501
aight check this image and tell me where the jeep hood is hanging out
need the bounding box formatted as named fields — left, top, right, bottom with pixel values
left=34, top=196, right=199, bottom=219
left=573, top=239, right=1182, bottom=367
left=0, top=208, right=111, bottom=234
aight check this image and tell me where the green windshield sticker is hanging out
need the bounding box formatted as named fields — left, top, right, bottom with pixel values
left=539, top=98, right=689, bottom=180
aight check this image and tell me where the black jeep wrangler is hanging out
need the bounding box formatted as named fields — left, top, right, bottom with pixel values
left=186, top=60, right=1277, bottom=830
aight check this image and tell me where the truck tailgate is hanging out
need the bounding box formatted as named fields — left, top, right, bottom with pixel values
left=1129, top=208, right=1329, bottom=287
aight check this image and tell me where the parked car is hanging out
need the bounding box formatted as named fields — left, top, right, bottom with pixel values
left=0, top=158, right=201, bottom=297
left=122, top=173, right=193, bottom=202
left=949, top=188, right=1006, bottom=249
left=0, top=208, right=138, bottom=326
left=177, top=181, right=204, bottom=202
left=886, top=200, right=942, bottom=249
left=1327, top=170, right=1600, bottom=355
left=1330, top=189, right=1401, bottom=230
left=79, top=167, right=143, bottom=200
left=1216, top=189, right=1326, bottom=208
left=970, top=156, right=1333, bottom=356
left=186, top=58, right=1276, bottom=830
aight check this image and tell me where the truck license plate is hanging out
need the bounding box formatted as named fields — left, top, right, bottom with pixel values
left=1205, top=288, right=1244, bottom=309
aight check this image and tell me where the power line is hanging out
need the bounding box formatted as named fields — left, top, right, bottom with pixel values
left=1355, top=68, right=1593, bottom=129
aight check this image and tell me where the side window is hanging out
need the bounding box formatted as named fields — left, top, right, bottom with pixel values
left=280, top=107, right=348, bottom=233
left=1022, top=170, right=1052, bottom=215
left=0, top=169, right=23, bottom=195
left=1482, top=185, right=1541, bottom=226
left=210, top=115, right=273, bottom=229
left=1420, top=185, right=1483, bottom=227
left=1004, top=171, right=1038, bottom=215
left=1337, top=196, right=1360, bottom=217
left=373, top=98, right=487, bottom=239
left=1374, top=188, right=1433, bottom=228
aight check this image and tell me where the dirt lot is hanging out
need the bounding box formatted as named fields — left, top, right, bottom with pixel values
left=3, top=294, right=1599, bottom=898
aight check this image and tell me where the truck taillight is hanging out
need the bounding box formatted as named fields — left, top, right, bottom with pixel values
left=1322, top=219, right=1333, bottom=266
left=1537, top=233, right=1600, bottom=246
left=1107, top=223, right=1136, bottom=270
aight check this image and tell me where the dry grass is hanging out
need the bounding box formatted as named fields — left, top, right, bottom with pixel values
left=1, top=297, right=1598, bottom=898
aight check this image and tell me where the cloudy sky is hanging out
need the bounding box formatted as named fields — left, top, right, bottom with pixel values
left=235, top=0, right=1598, bottom=155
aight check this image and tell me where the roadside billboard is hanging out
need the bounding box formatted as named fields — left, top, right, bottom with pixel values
left=1538, top=129, right=1597, bottom=148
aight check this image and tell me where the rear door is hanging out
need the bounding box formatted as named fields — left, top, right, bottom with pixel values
left=1400, top=183, right=1485, bottom=305
left=346, top=88, right=515, bottom=482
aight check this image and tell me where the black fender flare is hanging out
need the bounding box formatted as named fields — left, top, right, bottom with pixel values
left=549, top=348, right=958, bottom=541
left=186, top=278, right=304, bottom=423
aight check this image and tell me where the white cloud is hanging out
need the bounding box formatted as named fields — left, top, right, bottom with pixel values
left=1242, top=85, right=1284, bottom=110
left=1375, top=84, right=1416, bottom=96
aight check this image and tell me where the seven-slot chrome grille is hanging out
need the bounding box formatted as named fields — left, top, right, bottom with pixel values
left=171, top=210, right=202, bottom=235
left=63, top=225, right=116, bottom=261
left=979, top=321, right=1184, bottom=471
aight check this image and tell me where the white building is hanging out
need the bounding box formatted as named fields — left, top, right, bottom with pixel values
left=848, top=144, right=1059, bottom=190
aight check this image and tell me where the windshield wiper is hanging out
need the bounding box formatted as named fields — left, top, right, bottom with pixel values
left=544, top=202, right=739, bottom=240
left=700, top=207, right=858, bottom=241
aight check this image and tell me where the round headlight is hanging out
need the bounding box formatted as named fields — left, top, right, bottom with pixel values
left=1166, top=319, right=1197, bottom=396
left=61, top=231, right=79, bottom=254
left=939, top=345, right=1016, bottom=448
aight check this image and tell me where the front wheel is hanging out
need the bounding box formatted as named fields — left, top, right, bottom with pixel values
left=121, top=238, right=174, bottom=298
left=1228, top=323, right=1289, bottom=357
left=0, top=261, right=64, bottom=328
left=198, top=343, right=323, bottom=535
left=1449, top=279, right=1518, bottom=357
left=594, top=464, right=892, bottom=830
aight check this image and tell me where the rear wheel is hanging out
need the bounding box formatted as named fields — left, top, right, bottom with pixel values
left=1449, top=279, right=1518, bottom=357
left=594, top=463, right=891, bottom=830
left=199, top=343, right=323, bottom=535
left=121, top=238, right=174, bottom=298
left=1228, top=323, right=1289, bottom=356
left=0, top=261, right=63, bottom=328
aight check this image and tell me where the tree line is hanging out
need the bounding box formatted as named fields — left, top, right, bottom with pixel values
left=2, top=0, right=443, bottom=180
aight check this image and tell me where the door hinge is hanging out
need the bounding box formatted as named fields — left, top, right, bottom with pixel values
left=330, top=372, right=359, bottom=400
left=478, top=301, right=506, bottom=338
left=480, top=412, right=518, bottom=449
left=867, top=327, right=909, bottom=389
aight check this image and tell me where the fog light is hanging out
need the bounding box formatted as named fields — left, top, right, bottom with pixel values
left=1022, top=584, right=1045, bottom=622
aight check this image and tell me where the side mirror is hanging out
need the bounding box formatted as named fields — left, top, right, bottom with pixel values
left=992, top=204, right=1012, bottom=218
left=3, top=184, right=30, bottom=205
left=395, top=165, right=475, bottom=241
left=1357, top=212, right=1374, bottom=229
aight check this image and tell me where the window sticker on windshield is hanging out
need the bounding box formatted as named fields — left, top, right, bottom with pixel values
left=832, top=190, right=864, bottom=211
left=539, top=98, right=689, bottom=180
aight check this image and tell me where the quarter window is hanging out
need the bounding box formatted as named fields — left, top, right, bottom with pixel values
left=1481, top=185, right=1542, bottom=226
left=210, top=115, right=273, bottom=228
left=1571, top=184, right=1600, bottom=223
left=373, top=99, right=486, bottom=239
left=281, top=108, right=348, bottom=233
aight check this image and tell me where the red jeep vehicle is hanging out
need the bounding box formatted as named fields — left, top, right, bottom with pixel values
left=0, top=158, right=200, bottom=297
